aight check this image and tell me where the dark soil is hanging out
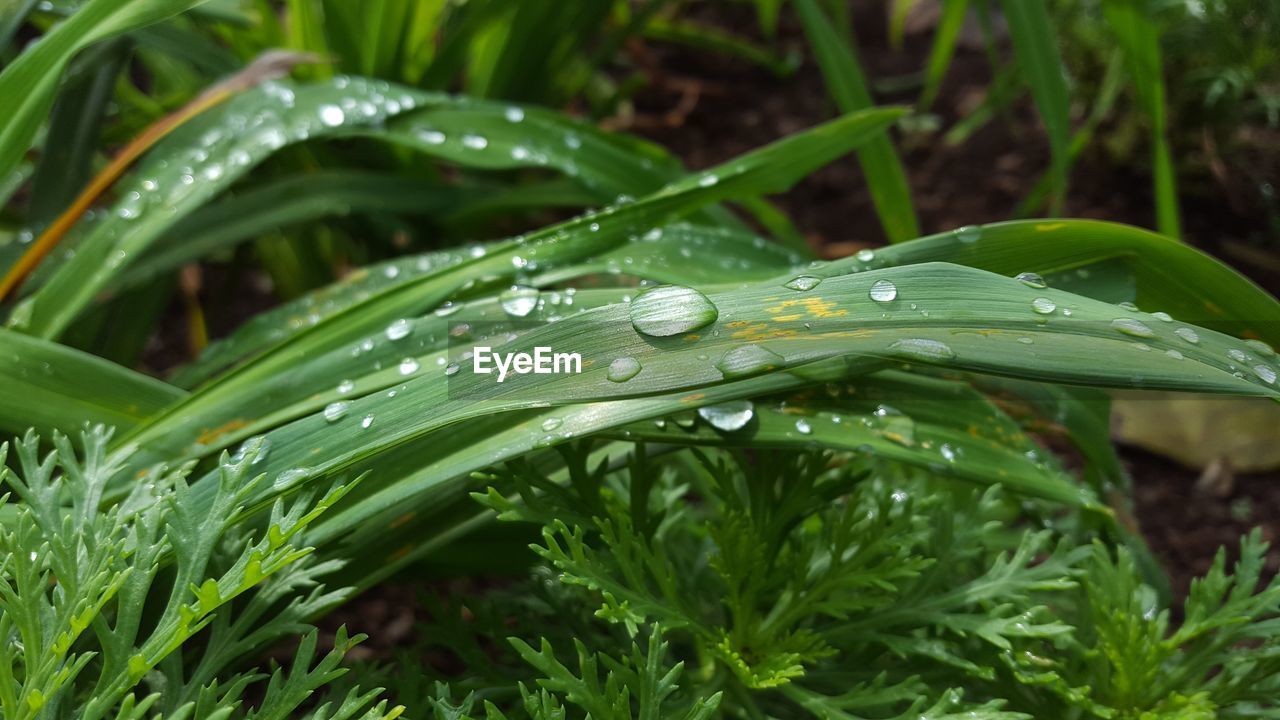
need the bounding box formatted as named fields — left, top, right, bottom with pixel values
left=614, top=1, right=1280, bottom=598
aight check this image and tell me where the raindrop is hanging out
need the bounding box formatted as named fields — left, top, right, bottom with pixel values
left=869, top=279, right=897, bottom=303
left=323, top=402, right=349, bottom=423
left=1152, top=311, right=1173, bottom=322
left=117, top=191, right=143, bottom=219
left=794, top=418, right=813, bottom=435
left=385, top=318, right=412, bottom=340
left=274, top=467, right=312, bottom=491
left=336, top=379, right=355, bottom=394
left=607, top=357, right=642, bottom=383
left=541, top=417, right=563, bottom=431
left=318, top=104, right=345, bottom=126
left=888, top=338, right=956, bottom=361
left=500, top=286, right=539, bottom=317
left=461, top=134, right=488, bottom=150
left=784, top=275, right=822, bottom=291
left=1111, top=318, right=1156, bottom=338
left=856, top=248, right=875, bottom=262
left=504, top=106, right=525, bottom=122
left=940, top=444, right=957, bottom=462
left=445, top=362, right=461, bottom=376
left=698, top=174, right=718, bottom=187
left=1165, top=349, right=1185, bottom=360
left=1227, top=348, right=1249, bottom=363
left=629, top=286, right=719, bottom=336
left=1016, top=336, right=1034, bottom=345
left=434, top=302, right=461, bottom=317
left=1118, top=301, right=1140, bottom=311
left=1015, top=272, right=1046, bottom=289
left=697, top=400, right=754, bottom=432
left=954, top=225, right=982, bottom=243
left=1254, top=365, right=1277, bottom=385
left=1173, top=327, right=1200, bottom=344
left=418, top=129, right=446, bottom=145
left=399, top=357, right=420, bottom=375
left=361, top=414, right=374, bottom=429
left=716, top=344, right=784, bottom=379
left=1245, top=339, right=1275, bottom=357
left=1031, top=297, right=1056, bottom=315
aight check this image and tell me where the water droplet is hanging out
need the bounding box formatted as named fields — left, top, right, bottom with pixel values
left=1254, top=365, right=1277, bottom=384
left=337, top=379, right=355, bottom=394
left=856, top=248, right=876, bottom=262
left=794, top=418, right=812, bottom=435
left=418, top=129, right=446, bottom=145
left=697, top=400, right=754, bottom=432
left=1173, top=327, right=1200, bottom=344
left=319, top=104, right=345, bottom=126
left=869, top=279, right=897, bottom=303
left=607, top=357, right=642, bottom=383
left=1016, top=336, right=1034, bottom=345
left=1228, top=348, right=1249, bottom=363
left=361, top=414, right=374, bottom=429
left=323, top=402, right=349, bottom=422
left=716, top=344, right=784, bottom=379
left=461, top=134, right=488, bottom=150
left=1165, top=349, right=1185, bottom=360
left=1015, top=272, right=1046, bottom=289
left=940, top=444, right=957, bottom=462
left=784, top=275, right=822, bottom=291
left=385, top=318, right=412, bottom=340
left=1245, top=339, right=1275, bottom=357
left=1111, top=318, right=1155, bottom=338
left=541, top=417, right=563, bottom=431
left=1118, top=301, right=1140, bottom=311
left=1031, top=297, right=1056, bottom=315
left=1152, top=311, right=1173, bottom=322
left=399, top=357, right=420, bottom=375
left=445, top=362, right=460, bottom=376
left=500, top=286, right=539, bottom=317
left=629, top=286, right=718, bottom=337
left=698, top=174, right=718, bottom=187
left=434, top=302, right=461, bottom=317
left=887, top=338, right=956, bottom=362
left=504, top=106, right=525, bottom=122
left=954, top=225, right=982, bottom=243
left=274, top=467, right=312, bottom=491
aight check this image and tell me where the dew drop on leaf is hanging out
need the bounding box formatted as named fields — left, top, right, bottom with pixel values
left=784, top=275, right=822, bottom=291
left=398, top=357, right=420, bottom=375
left=1245, top=339, right=1275, bottom=357
left=888, top=338, right=956, bottom=362
left=1152, top=311, right=1173, bottom=322
left=1111, top=318, right=1155, bottom=338
left=461, top=134, right=488, bottom=149
left=856, top=248, right=876, bottom=262
left=385, top=318, right=412, bottom=340
left=361, top=414, right=374, bottom=429
left=606, top=357, right=642, bottom=383
left=697, top=400, right=754, bottom=432
left=869, top=279, right=897, bottom=303
left=541, top=417, right=563, bottom=431
left=715, top=344, right=784, bottom=379
left=323, top=402, right=348, bottom=422
left=953, top=225, right=982, bottom=243
left=445, top=362, right=460, bottom=376
left=336, top=379, right=355, bottom=394
left=500, top=286, right=539, bottom=317
left=1255, top=365, right=1277, bottom=384
left=1015, top=272, right=1046, bottom=289
left=1031, top=297, right=1056, bottom=315
left=629, top=286, right=718, bottom=337
left=1165, top=349, right=1185, bottom=360
left=318, top=104, right=345, bottom=126
left=1228, top=348, right=1249, bottom=363
left=1174, top=327, right=1200, bottom=344
left=794, top=418, right=813, bottom=435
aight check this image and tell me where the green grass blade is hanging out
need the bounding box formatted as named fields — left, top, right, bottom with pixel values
left=1102, top=0, right=1180, bottom=239
left=999, top=0, right=1071, bottom=215
left=795, top=0, right=919, bottom=243
left=0, top=327, right=185, bottom=435
left=919, top=0, right=970, bottom=110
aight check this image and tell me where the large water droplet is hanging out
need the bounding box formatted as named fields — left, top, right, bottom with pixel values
left=856, top=248, right=876, bottom=262
left=869, top=279, right=897, bottom=303
left=385, top=318, right=412, bottom=340
left=794, top=418, right=813, bottom=435
left=1031, top=297, right=1056, bottom=315
left=1173, top=327, right=1200, bottom=344
left=504, top=106, right=525, bottom=122
left=541, top=417, right=563, bottom=431
left=888, top=338, right=956, bottom=362
left=784, top=275, right=821, bottom=291
left=323, top=401, right=349, bottom=422
left=629, top=286, right=719, bottom=337
left=1245, top=339, right=1275, bottom=357
left=1016, top=272, right=1046, bottom=289
left=1254, top=365, right=1277, bottom=384
left=361, top=414, right=375, bottom=429
left=954, top=225, right=982, bottom=243
left=461, top=134, right=488, bottom=150
left=337, top=379, right=355, bottom=394
left=500, top=286, right=539, bottom=317
left=607, top=357, right=642, bottom=382
left=1111, top=318, right=1155, bottom=338
left=697, top=400, right=754, bottom=432
left=715, top=344, right=784, bottom=379
left=319, top=104, right=345, bottom=126
left=1227, top=348, right=1249, bottom=363
left=1152, top=311, right=1173, bottom=322
left=274, top=467, right=312, bottom=491
left=399, top=357, right=420, bottom=375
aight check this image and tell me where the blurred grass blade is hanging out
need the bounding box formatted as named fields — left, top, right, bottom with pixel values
left=643, top=16, right=799, bottom=77
left=0, top=0, right=39, bottom=54
left=999, top=0, right=1070, bottom=215
left=0, top=0, right=213, bottom=184
left=919, top=0, right=970, bottom=110
left=795, top=0, right=919, bottom=243
left=1102, top=0, right=1180, bottom=239
left=0, top=327, right=184, bottom=435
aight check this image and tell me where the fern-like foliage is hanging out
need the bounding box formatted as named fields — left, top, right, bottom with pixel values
left=0, top=426, right=402, bottom=719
